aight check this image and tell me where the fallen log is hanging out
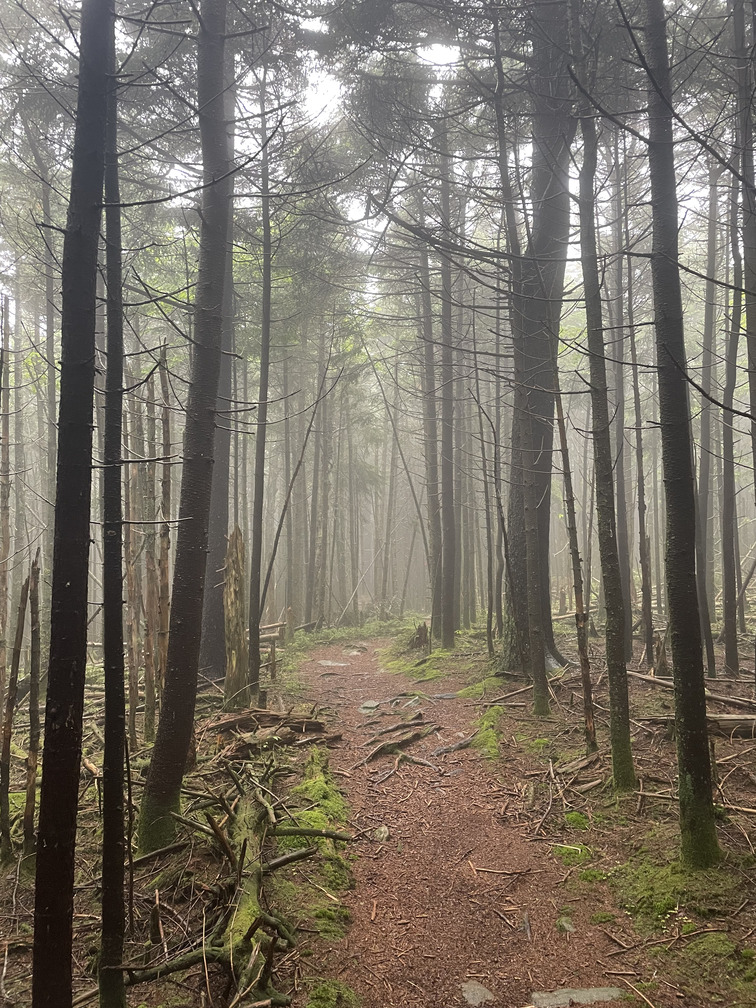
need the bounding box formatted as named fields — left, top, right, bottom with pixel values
left=639, top=713, right=756, bottom=739
left=627, top=670, right=756, bottom=711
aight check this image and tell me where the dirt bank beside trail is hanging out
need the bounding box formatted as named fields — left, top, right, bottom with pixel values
left=283, top=640, right=658, bottom=1008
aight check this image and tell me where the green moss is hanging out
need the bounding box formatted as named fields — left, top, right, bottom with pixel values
left=305, top=979, right=358, bottom=1008
left=552, top=844, right=592, bottom=866
left=290, top=748, right=348, bottom=823
left=564, top=811, right=590, bottom=830
left=458, top=676, right=502, bottom=699
left=525, top=737, right=551, bottom=755
left=579, top=868, right=607, bottom=882
left=272, top=746, right=354, bottom=945
left=227, top=886, right=261, bottom=952
left=382, top=650, right=451, bottom=683
left=473, top=705, right=503, bottom=760
left=320, top=851, right=355, bottom=891
left=612, top=855, right=740, bottom=930
left=589, top=911, right=615, bottom=924
left=312, top=902, right=351, bottom=939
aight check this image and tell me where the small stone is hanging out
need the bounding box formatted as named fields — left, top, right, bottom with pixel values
left=358, top=700, right=381, bottom=713
left=461, top=980, right=495, bottom=1006
left=556, top=915, right=575, bottom=933
left=530, top=988, right=624, bottom=1007
left=373, top=825, right=390, bottom=842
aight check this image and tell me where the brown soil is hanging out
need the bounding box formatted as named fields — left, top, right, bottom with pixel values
left=280, top=638, right=756, bottom=1008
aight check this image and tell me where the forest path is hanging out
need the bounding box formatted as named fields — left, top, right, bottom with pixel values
left=288, top=639, right=636, bottom=1008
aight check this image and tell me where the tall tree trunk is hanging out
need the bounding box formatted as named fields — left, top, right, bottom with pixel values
left=143, top=376, right=159, bottom=743
left=416, top=230, right=443, bottom=640
left=99, top=55, right=126, bottom=1004
left=722, top=166, right=741, bottom=677
left=248, top=70, right=273, bottom=691
left=139, top=0, right=231, bottom=853
left=695, top=163, right=721, bottom=676
left=576, top=107, right=634, bottom=790
left=439, top=130, right=456, bottom=650
left=610, top=142, right=634, bottom=662
left=23, top=551, right=40, bottom=856
left=32, top=0, right=110, bottom=1000
left=157, top=345, right=171, bottom=694
left=554, top=385, right=597, bottom=751
left=199, top=237, right=234, bottom=681
left=0, top=300, right=9, bottom=713
left=643, top=0, right=719, bottom=866
left=199, top=60, right=235, bottom=681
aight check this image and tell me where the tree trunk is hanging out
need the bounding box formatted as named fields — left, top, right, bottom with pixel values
left=695, top=163, right=721, bottom=676
left=577, top=111, right=634, bottom=790
left=99, top=57, right=126, bottom=1003
left=139, top=0, right=231, bottom=854
left=23, top=551, right=40, bottom=856
left=437, top=132, right=456, bottom=650
left=248, top=71, right=273, bottom=691
left=722, top=162, right=742, bottom=676
left=644, top=0, right=719, bottom=867
left=0, top=574, right=29, bottom=855
left=554, top=385, right=596, bottom=751
left=32, top=1, right=109, bottom=1000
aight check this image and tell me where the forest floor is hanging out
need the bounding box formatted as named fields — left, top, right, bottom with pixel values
left=275, top=629, right=756, bottom=1008
left=3, top=624, right=756, bottom=1008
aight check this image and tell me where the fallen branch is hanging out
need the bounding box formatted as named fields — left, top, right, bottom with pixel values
left=271, top=826, right=354, bottom=842
left=262, top=846, right=319, bottom=874
left=432, top=730, right=478, bottom=756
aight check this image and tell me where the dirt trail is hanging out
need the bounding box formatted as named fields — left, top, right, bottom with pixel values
left=290, top=640, right=641, bottom=1008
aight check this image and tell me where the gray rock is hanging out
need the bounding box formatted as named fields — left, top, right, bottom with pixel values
left=530, top=988, right=624, bottom=1007
left=461, top=980, right=496, bottom=1006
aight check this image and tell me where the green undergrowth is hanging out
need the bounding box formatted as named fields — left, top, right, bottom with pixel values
left=309, top=613, right=420, bottom=648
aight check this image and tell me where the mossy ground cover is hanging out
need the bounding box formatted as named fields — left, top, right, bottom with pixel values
left=270, top=746, right=358, bottom=1002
